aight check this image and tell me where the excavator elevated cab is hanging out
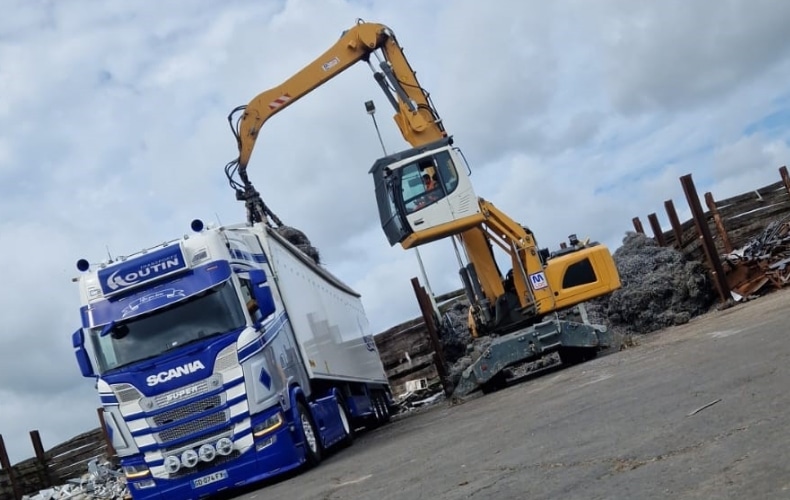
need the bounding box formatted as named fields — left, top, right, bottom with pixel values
left=371, top=137, right=484, bottom=249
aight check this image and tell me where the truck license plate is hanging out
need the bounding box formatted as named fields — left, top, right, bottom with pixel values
left=192, top=470, right=228, bottom=488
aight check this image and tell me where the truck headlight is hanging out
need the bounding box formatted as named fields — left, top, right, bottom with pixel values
left=122, top=464, right=150, bottom=479
left=198, top=443, right=216, bottom=462
left=181, top=449, right=199, bottom=468
left=216, top=437, right=234, bottom=456
left=253, top=412, right=283, bottom=437
left=163, top=456, right=181, bottom=474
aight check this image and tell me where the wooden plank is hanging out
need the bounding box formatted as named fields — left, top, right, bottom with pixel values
left=387, top=352, right=437, bottom=378
left=48, top=442, right=107, bottom=472
left=378, top=336, right=432, bottom=368
left=717, top=193, right=789, bottom=221
left=50, top=454, right=106, bottom=481
left=713, top=180, right=784, bottom=208
left=45, top=429, right=104, bottom=460
left=12, top=461, right=50, bottom=498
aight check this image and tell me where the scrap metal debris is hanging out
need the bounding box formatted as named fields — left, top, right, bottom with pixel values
left=276, top=225, right=321, bottom=264
left=22, top=460, right=128, bottom=500
left=687, top=398, right=722, bottom=417
left=586, top=232, right=716, bottom=335
left=722, top=217, right=790, bottom=299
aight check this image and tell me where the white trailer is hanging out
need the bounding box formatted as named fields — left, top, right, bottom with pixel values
left=71, top=219, right=393, bottom=500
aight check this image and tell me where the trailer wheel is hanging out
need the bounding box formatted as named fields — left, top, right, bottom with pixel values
left=297, top=401, right=322, bottom=466
left=370, top=394, right=383, bottom=426
left=379, top=393, right=391, bottom=424
left=336, top=398, right=355, bottom=448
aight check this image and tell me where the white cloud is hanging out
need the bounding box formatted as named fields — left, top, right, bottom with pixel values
left=1, top=0, right=790, bottom=464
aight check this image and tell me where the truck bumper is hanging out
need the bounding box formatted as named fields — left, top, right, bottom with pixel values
left=127, top=426, right=304, bottom=500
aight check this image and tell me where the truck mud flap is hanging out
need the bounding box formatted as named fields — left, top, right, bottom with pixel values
left=452, top=319, right=610, bottom=398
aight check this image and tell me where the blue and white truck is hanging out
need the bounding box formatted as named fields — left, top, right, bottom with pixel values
left=71, top=219, right=393, bottom=499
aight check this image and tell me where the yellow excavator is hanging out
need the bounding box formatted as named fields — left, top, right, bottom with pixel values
left=223, top=19, right=621, bottom=395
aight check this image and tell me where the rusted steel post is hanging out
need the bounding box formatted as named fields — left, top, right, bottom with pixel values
left=647, top=213, right=666, bottom=246
left=632, top=217, right=645, bottom=234
left=681, top=174, right=730, bottom=303
left=97, top=408, right=116, bottom=458
left=0, top=434, right=21, bottom=500
left=29, top=430, right=53, bottom=488
left=664, top=200, right=684, bottom=249
left=704, top=192, right=733, bottom=253
left=410, top=278, right=450, bottom=395
left=780, top=166, right=790, bottom=196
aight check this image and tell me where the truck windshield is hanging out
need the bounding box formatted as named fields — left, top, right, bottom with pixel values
left=89, top=280, right=246, bottom=373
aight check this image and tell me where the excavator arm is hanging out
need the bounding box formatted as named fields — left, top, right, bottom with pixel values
left=223, top=18, right=620, bottom=342
left=229, top=20, right=446, bottom=179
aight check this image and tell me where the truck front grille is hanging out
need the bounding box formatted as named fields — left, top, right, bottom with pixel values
left=156, top=410, right=229, bottom=443
left=111, top=383, right=141, bottom=403
left=152, top=395, right=223, bottom=426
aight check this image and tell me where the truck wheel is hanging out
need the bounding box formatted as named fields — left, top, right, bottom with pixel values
left=297, top=401, right=322, bottom=466
left=369, top=394, right=383, bottom=427
left=337, top=398, right=355, bottom=448
left=379, top=393, right=391, bottom=424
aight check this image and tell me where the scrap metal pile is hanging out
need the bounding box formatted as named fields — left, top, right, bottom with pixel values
left=21, top=460, right=128, bottom=500
left=722, top=217, right=790, bottom=299
left=586, top=232, right=715, bottom=335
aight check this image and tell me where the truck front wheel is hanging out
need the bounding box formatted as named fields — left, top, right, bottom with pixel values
left=297, top=401, right=322, bottom=466
left=337, top=397, right=355, bottom=448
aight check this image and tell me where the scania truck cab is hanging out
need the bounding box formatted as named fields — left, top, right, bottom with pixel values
left=71, top=219, right=392, bottom=499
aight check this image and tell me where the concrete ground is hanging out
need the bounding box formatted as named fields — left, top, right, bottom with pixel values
left=233, top=288, right=790, bottom=500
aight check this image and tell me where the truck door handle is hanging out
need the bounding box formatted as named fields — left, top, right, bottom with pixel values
left=414, top=219, right=424, bottom=226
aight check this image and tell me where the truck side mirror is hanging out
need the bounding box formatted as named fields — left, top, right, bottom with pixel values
left=248, top=269, right=276, bottom=321
left=72, top=328, right=95, bottom=378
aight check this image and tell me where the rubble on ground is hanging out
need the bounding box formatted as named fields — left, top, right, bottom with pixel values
left=591, top=232, right=716, bottom=335
left=22, top=460, right=128, bottom=500
left=394, top=388, right=446, bottom=415
left=722, top=217, right=790, bottom=298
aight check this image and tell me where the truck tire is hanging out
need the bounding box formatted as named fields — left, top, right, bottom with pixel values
left=369, top=393, right=383, bottom=427
left=379, top=393, right=391, bottom=424
left=297, top=401, right=322, bottom=466
left=336, top=397, right=355, bottom=448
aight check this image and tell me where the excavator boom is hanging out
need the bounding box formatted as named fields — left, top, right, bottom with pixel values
left=232, top=20, right=446, bottom=174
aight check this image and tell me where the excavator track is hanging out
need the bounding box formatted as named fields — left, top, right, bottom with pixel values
left=452, top=319, right=612, bottom=398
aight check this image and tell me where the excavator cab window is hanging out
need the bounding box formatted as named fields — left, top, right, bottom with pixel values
left=400, top=151, right=459, bottom=214
left=370, top=142, right=461, bottom=246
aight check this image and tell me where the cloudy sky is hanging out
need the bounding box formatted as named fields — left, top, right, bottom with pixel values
left=2, top=0, right=790, bottom=464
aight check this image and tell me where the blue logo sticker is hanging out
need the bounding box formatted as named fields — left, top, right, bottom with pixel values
left=98, top=245, right=187, bottom=296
